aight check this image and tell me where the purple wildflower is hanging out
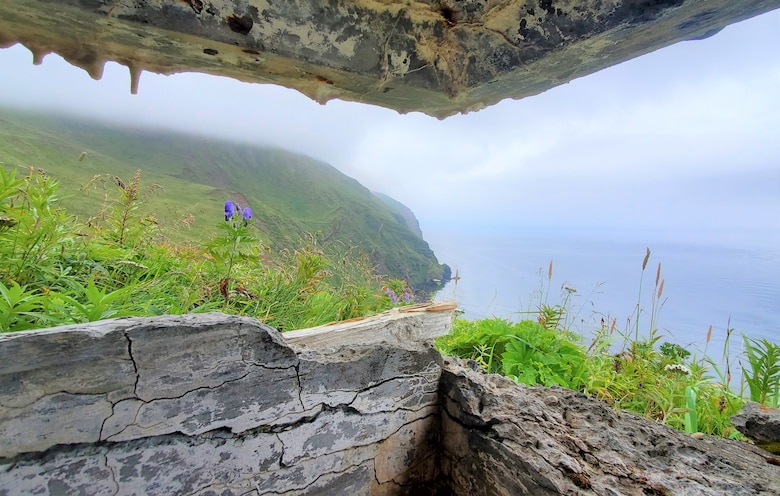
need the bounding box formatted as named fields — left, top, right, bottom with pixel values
left=242, top=207, right=253, bottom=222
left=390, top=291, right=398, bottom=303
left=404, top=292, right=411, bottom=303
left=224, top=200, right=235, bottom=221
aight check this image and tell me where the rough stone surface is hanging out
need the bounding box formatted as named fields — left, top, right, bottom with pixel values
left=3, top=313, right=780, bottom=495
left=1, top=1, right=778, bottom=117
left=732, top=401, right=780, bottom=447
left=0, top=313, right=448, bottom=495
left=439, top=358, right=780, bottom=495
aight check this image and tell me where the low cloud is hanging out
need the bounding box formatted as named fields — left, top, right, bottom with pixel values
left=0, top=11, right=777, bottom=236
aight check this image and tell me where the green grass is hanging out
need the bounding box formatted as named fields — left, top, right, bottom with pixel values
left=0, top=166, right=419, bottom=334
left=0, top=107, right=447, bottom=290
left=436, top=251, right=778, bottom=440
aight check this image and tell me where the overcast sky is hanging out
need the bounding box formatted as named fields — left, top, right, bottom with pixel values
left=0, top=10, right=779, bottom=239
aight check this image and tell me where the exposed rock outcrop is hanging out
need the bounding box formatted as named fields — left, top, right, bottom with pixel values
left=1, top=1, right=778, bottom=117
left=440, top=359, right=780, bottom=495
left=2, top=312, right=779, bottom=495
left=732, top=401, right=780, bottom=452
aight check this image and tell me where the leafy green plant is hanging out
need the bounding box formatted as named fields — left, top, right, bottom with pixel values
left=52, top=279, right=138, bottom=322
left=684, top=386, right=698, bottom=434
left=743, top=336, right=780, bottom=407
left=0, top=170, right=77, bottom=286
left=660, top=342, right=691, bottom=362
left=0, top=280, right=48, bottom=332
left=435, top=318, right=518, bottom=375
left=502, top=323, right=589, bottom=390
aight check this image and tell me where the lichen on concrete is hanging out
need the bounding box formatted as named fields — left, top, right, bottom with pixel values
left=1, top=0, right=778, bottom=117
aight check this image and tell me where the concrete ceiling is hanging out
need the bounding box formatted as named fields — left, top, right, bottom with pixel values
left=1, top=0, right=778, bottom=118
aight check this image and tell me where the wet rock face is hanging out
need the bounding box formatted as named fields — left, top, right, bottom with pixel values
left=1, top=0, right=778, bottom=117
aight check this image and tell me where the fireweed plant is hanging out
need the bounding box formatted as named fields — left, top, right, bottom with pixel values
left=0, top=168, right=408, bottom=333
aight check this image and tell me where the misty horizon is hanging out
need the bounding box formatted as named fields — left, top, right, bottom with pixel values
left=0, top=10, right=778, bottom=242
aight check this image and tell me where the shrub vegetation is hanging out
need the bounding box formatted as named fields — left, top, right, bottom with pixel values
left=3, top=166, right=777, bottom=442
left=435, top=253, right=779, bottom=440
left=0, top=167, right=411, bottom=333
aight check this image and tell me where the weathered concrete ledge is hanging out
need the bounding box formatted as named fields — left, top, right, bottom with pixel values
left=1, top=0, right=778, bottom=117
left=2, top=309, right=780, bottom=495
left=0, top=309, right=452, bottom=495
left=284, top=302, right=458, bottom=350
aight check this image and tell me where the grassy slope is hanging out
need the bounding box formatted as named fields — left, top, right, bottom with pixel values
left=0, top=108, right=446, bottom=289
left=373, top=192, right=424, bottom=239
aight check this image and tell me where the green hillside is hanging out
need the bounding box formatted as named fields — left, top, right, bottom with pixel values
left=0, top=108, right=447, bottom=290
left=373, top=192, right=424, bottom=239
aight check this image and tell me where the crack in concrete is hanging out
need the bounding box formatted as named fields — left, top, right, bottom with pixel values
left=123, top=331, right=140, bottom=397
left=138, top=368, right=255, bottom=402
left=263, top=455, right=371, bottom=495
left=279, top=405, right=440, bottom=469
left=264, top=405, right=441, bottom=494
left=104, top=452, right=120, bottom=496
left=275, top=433, right=287, bottom=468
left=293, top=362, right=305, bottom=412
left=0, top=387, right=117, bottom=411
left=100, top=367, right=263, bottom=441
left=99, top=394, right=117, bottom=441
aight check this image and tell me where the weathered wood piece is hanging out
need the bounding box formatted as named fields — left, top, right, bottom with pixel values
left=284, top=301, right=457, bottom=350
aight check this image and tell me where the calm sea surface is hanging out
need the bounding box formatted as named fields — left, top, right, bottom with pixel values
left=430, top=226, right=780, bottom=366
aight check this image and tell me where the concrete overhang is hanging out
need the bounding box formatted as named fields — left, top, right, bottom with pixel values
left=1, top=0, right=778, bottom=118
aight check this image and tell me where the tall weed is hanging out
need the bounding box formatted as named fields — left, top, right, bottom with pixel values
left=0, top=168, right=404, bottom=334
left=435, top=250, right=766, bottom=440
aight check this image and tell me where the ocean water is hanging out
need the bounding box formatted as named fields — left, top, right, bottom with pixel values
left=430, top=226, right=780, bottom=368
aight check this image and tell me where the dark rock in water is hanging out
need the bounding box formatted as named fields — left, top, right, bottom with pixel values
left=732, top=401, right=780, bottom=450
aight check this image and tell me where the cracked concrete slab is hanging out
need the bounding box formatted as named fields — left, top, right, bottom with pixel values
left=0, top=312, right=450, bottom=495
left=3, top=311, right=779, bottom=495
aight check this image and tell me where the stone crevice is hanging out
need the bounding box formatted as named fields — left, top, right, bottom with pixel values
left=263, top=454, right=376, bottom=495
left=123, top=331, right=140, bottom=397
left=292, top=362, right=305, bottom=412
left=0, top=389, right=108, bottom=411
left=104, top=452, right=120, bottom=496
left=275, top=433, right=287, bottom=468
